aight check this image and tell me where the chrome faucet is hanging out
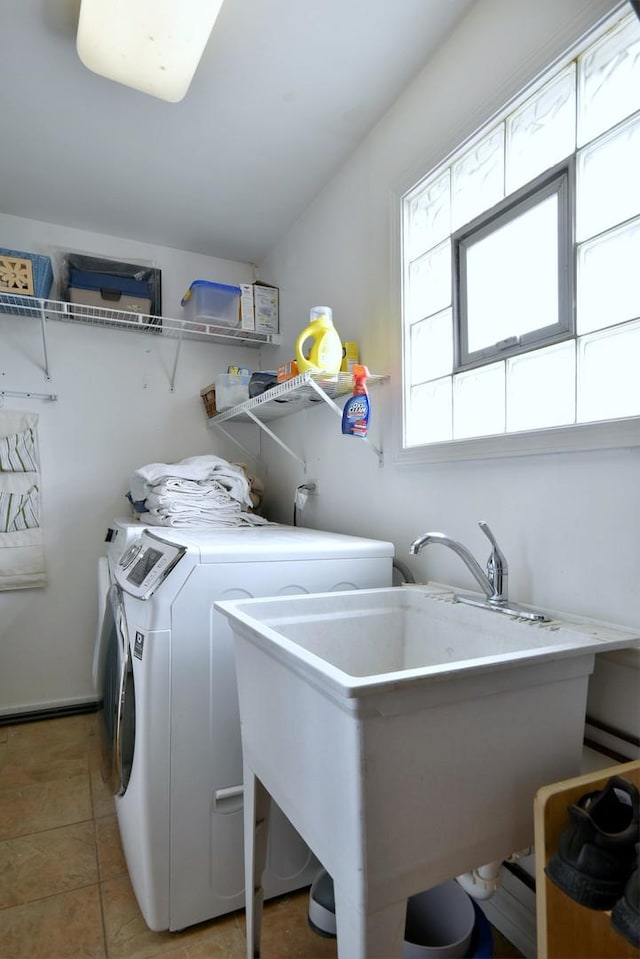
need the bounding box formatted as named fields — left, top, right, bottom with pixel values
left=409, top=521, right=547, bottom=621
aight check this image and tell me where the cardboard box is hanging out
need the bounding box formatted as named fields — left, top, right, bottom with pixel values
left=276, top=360, right=299, bottom=382
left=254, top=282, right=279, bottom=333
left=239, top=283, right=255, bottom=331
left=200, top=384, right=217, bottom=418
left=236, top=281, right=279, bottom=334
left=340, top=342, right=359, bottom=373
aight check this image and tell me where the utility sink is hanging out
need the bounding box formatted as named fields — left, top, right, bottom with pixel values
left=216, top=584, right=639, bottom=959
left=217, top=583, right=638, bottom=697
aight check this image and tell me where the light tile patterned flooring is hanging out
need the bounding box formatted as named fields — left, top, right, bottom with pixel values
left=0, top=714, right=522, bottom=959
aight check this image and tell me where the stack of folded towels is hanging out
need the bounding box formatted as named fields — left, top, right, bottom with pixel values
left=128, top=455, right=268, bottom=528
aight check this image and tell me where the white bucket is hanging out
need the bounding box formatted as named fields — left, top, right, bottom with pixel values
left=403, top=880, right=476, bottom=959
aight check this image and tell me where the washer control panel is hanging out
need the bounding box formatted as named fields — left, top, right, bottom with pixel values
left=114, top=532, right=186, bottom=599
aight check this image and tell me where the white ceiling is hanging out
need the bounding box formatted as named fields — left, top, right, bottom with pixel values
left=0, top=0, right=474, bottom=264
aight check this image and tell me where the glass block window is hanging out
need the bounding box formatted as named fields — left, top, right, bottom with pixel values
left=402, top=10, right=640, bottom=450
left=506, top=66, right=576, bottom=194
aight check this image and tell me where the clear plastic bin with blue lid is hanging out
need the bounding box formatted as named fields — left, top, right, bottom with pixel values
left=181, top=280, right=241, bottom=327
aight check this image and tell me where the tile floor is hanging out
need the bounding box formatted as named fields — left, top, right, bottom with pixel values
left=0, top=714, right=522, bottom=959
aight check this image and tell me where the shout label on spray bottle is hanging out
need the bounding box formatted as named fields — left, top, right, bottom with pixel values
left=341, top=365, right=370, bottom=438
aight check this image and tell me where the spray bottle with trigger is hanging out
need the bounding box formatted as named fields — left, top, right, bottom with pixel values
left=341, top=364, right=370, bottom=438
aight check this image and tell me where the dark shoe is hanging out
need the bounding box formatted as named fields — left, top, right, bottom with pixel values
left=611, top=863, right=640, bottom=948
left=545, top=776, right=640, bottom=909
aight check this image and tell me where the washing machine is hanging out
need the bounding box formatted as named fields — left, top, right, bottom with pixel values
left=98, top=522, right=394, bottom=931
left=93, top=519, right=149, bottom=698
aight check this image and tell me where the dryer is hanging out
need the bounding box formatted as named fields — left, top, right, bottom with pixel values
left=98, top=523, right=394, bottom=931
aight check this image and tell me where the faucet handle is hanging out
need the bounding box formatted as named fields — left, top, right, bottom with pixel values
left=478, top=521, right=506, bottom=559
left=478, top=521, right=508, bottom=599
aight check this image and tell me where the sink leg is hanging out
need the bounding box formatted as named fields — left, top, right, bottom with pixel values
left=243, top=764, right=271, bottom=959
left=334, top=881, right=406, bottom=959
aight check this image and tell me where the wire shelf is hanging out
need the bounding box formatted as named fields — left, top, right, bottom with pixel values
left=210, top=370, right=389, bottom=471
left=0, top=292, right=281, bottom=347
left=212, top=371, right=389, bottom=424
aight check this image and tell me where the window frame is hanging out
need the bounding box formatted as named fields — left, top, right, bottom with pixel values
left=453, top=159, right=575, bottom=372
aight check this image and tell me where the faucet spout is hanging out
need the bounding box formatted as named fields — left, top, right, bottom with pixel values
left=408, top=524, right=547, bottom=622
left=409, top=531, right=495, bottom=599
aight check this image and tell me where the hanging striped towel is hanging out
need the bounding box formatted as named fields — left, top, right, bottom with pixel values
left=0, top=410, right=47, bottom=589
left=0, top=484, right=40, bottom=532
left=0, top=426, right=38, bottom=472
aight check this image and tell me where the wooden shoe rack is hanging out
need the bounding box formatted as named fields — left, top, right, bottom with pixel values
left=534, top=760, right=640, bottom=959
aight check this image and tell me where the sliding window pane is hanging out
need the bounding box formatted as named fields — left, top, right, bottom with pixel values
left=577, top=217, right=640, bottom=334
left=465, top=195, right=559, bottom=352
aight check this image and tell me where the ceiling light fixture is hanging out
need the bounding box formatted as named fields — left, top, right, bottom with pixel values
left=76, top=0, right=225, bottom=103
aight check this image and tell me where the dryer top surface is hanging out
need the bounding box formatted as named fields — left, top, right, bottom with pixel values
left=144, top=523, right=395, bottom=564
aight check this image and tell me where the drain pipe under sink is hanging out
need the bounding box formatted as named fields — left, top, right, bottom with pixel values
left=456, top=861, right=503, bottom=900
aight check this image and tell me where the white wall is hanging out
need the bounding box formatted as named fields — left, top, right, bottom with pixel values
left=258, top=0, right=640, bottom=732
left=0, top=212, right=263, bottom=715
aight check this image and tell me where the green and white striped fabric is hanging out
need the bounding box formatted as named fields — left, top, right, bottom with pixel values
left=0, top=484, right=40, bottom=532
left=0, top=427, right=38, bottom=472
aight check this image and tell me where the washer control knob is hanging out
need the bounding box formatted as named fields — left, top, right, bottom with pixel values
left=119, top=543, right=142, bottom=569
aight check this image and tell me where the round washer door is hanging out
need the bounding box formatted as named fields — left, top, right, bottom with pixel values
left=99, top=584, right=136, bottom=796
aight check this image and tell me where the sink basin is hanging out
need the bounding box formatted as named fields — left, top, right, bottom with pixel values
left=215, top=584, right=639, bottom=959
left=217, top=582, right=638, bottom=697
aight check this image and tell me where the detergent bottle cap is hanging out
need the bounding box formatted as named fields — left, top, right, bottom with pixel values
left=309, top=305, right=333, bottom=325
left=352, top=364, right=369, bottom=382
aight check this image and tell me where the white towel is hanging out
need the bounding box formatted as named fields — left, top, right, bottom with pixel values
left=143, top=510, right=268, bottom=529
left=149, top=477, right=238, bottom=505
left=144, top=477, right=269, bottom=528
left=130, top=455, right=252, bottom=508
left=144, top=509, right=269, bottom=529
left=145, top=490, right=240, bottom=518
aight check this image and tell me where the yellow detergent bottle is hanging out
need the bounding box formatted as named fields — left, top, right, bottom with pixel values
left=295, top=306, right=343, bottom=375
